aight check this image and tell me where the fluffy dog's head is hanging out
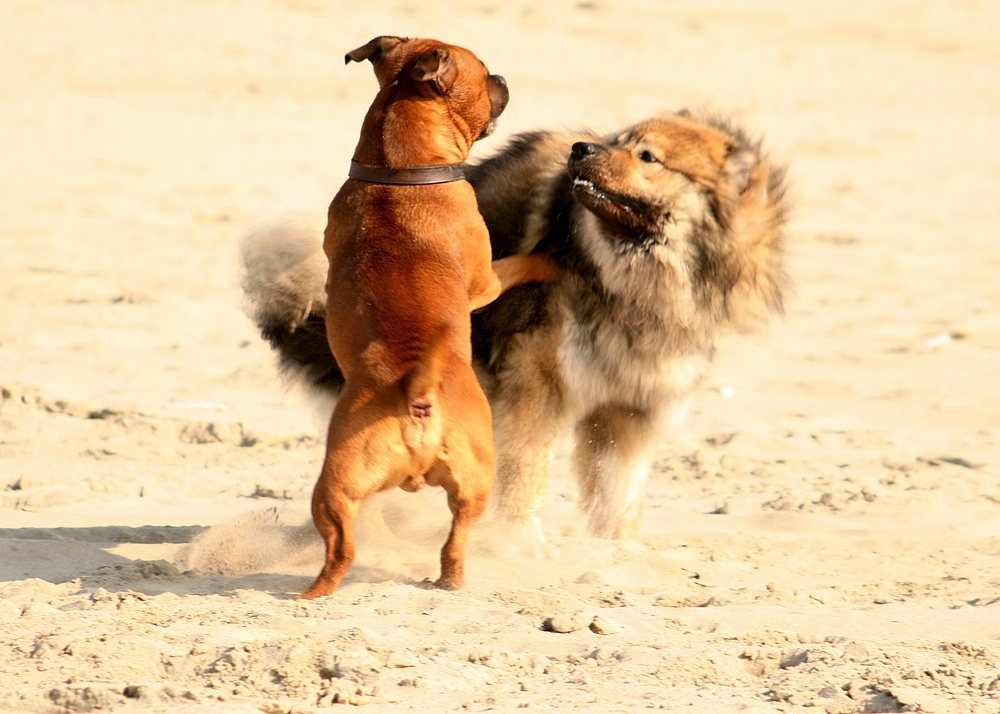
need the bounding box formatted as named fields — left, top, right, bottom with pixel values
left=346, top=36, right=508, bottom=142
left=567, top=112, right=788, bottom=331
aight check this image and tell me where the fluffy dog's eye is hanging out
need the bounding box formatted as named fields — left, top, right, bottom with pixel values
left=638, top=150, right=659, bottom=164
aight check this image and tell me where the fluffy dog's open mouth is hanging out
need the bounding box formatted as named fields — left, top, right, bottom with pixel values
left=572, top=176, right=648, bottom=215
left=571, top=173, right=663, bottom=244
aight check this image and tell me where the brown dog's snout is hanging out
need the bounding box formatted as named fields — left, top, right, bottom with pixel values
left=487, top=74, right=509, bottom=119
left=571, top=142, right=600, bottom=162
left=479, top=74, right=509, bottom=141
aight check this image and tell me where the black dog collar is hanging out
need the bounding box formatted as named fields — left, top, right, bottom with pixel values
left=348, top=160, right=466, bottom=185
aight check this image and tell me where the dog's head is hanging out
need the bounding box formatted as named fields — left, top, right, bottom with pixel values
left=346, top=36, right=508, bottom=142
left=568, top=112, right=769, bottom=247
left=567, top=112, right=787, bottom=326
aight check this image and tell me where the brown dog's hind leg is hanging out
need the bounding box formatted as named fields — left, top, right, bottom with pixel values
left=431, top=375, right=494, bottom=590
left=436, top=484, right=489, bottom=590
left=298, top=485, right=360, bottom=600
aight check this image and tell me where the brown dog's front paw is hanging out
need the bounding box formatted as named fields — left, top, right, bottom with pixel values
left=491, top=254, right=562, bottom=294
left=525, top=254, right=563, bottom=284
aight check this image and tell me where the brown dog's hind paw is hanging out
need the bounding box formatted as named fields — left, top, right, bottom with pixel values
left=433, top=574, right=463, bottom=591
left=297, top=579, right=337, bottom=600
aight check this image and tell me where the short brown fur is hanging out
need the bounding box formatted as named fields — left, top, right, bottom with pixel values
left=298, top=36, right=557, bottom=599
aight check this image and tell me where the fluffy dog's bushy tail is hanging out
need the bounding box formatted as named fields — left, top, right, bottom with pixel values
left=240, top=221, right=344, bottom=396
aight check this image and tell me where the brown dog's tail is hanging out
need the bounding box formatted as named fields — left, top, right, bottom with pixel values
left=399, top=323, right=454, bottom=456
left=240, top=221, right=345, bottom=397
left=403, top=323, right=454, bottom=422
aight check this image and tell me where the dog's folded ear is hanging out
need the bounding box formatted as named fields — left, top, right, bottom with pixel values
left=411, top=48, right=458, bottom=94
left=345, top=36, right=407, bottom=65
left=711, top=142, right=768, bottom=229
left=721, top=145, right=759, bottom=199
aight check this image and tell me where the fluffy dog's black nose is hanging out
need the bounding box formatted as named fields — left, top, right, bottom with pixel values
left=571, top=142, right=598, bottom=161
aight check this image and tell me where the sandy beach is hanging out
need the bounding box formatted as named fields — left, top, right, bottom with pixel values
left=2, top=1, right=1000, bottom=712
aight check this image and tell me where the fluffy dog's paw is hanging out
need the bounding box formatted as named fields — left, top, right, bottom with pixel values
left=509, top=516, right=561, bottom=560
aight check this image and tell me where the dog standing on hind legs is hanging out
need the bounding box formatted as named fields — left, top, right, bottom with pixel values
left=296, top=36, right=559, bottom=600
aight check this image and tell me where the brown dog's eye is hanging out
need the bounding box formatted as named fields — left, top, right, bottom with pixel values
left=638, top=150, right=659, bottom=164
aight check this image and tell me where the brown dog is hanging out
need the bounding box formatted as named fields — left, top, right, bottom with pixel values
left=297, top=36, right=557, bottom=599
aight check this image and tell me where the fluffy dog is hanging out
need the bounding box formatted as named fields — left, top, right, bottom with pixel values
left=469, top=112, right=787, bottom=540
left=243, top=110, right=787, bottom=548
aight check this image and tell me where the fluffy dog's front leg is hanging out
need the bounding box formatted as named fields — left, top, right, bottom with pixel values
left=573, top=405, right=656, bottom=540
left=488, top=359, right=565, bottom=552
left=491, top=405, right=555, bottom=545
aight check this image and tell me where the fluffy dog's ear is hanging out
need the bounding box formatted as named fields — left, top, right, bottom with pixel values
left=722, top=145, right=759, bottom=198
left=345, top=36, right=406, bottom=66
left=411, top=48, right=458, bottom=94
left=712, top=143, right=768, bottom=231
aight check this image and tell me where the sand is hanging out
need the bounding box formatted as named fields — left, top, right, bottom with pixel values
left=2, top=1, right=1000, bottom=712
